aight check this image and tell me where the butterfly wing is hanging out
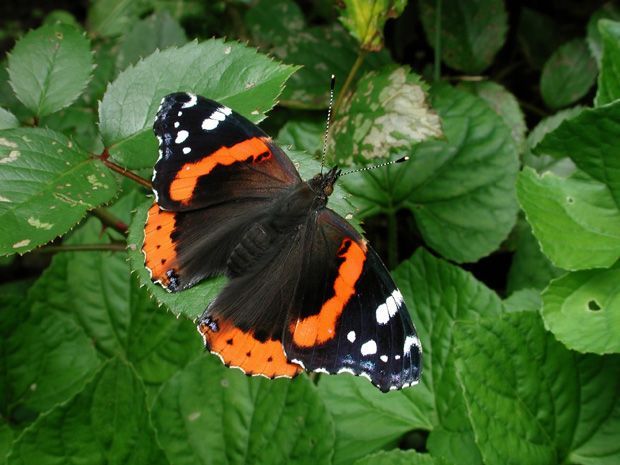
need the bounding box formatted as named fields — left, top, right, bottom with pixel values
left=197, top=207, right=421, bottom=391
left=144, top=93, right=301, bottom=291
left=283, top=209, right=421, bottom=392
left=152, top=92, right=300, bottom=211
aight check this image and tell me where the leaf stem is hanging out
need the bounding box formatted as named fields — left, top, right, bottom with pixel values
left=387, top=209, right=398, bottom=269
left=92, top=208, right=129, bottom=237
left=97, top=149, right=152, bottom=189
left=433, top=0, right=443, bottom=82
left=35, top=243, right=127, bottom=253
left=334, top=49, right=368, bottom=115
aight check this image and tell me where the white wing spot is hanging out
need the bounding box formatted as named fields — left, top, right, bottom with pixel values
left=403, top=335, right=420, bottom=353
left=178, top=111, right=183, bottom=117
left=395, top=355, right=401, bottom=360
left=182, top=147, right=191, bottom=154
left=220, top=106, right=232, bottom=115
left=360, top=340, right=377, bottom=356
left=202, top=118, right=218, bottom=131
left=175, top=130, right=189, bottom=144
left=375, top=289, right=402, bottom=324
left=174, top=122, right=180, bottom=128
left=347, top=331, right=356, bottom=343
left=182, top=94, right=197, bottom=108
left=380, top=355, right=388, bottom=363
left=212, top=110, right=226, bottom=122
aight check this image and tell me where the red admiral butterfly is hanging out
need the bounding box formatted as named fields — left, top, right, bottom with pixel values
left=143, top=92, right=421, bottom=392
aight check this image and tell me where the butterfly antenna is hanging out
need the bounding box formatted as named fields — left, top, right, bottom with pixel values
left=321, top=74, right=336, bottom=174
left=339, top=156, right=410, bottom=177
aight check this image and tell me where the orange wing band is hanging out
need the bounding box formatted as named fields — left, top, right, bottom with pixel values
left=143, top=203, right=179, bottom=287
left=198, top=318, right=302, bottom=378
left=170, top=136, right=272, bottom=204
left=290, top=238, right=367, bottom=348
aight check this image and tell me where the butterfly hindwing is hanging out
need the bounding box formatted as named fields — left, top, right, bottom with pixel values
left=152, top=93, right=300, bottom=211
left=284, top=210, right=421, bottom=392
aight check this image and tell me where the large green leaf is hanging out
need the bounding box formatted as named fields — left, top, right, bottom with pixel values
left=339, top=0, right=407, bottom=51
left=535, top=101, right=620, bottom=209
left=341, top=84, right=519, bottom=263
left=7, top=359, right=168, bottom=465
left=518, top=168, right=620, bottom=270
left=353, top=450, right=443, bottom=465
left=418, top=0, right=508, bottom=73
left=7, top=23, right=93, bottom=117
left=595, top=19, right=620, bottom=106
left=87, top=0, right=152, bottom=38
left=152, top=356, right=334, bottom=465
left=540, top=39, right=597, bottom=110
left=459, top=80, right=526, bottom=151
left=455, top=311, right=620, bottom=465
left=116, top=11, right=188, bottom=71
left=0, top=128, right=118, bottom=256
left=319, top=249, right=503, bottom=465
left=330, top=67, right=442, bottom=164
left=99, top=39, right=298, bottom=169
left=542, top=264, right=620, bottom=354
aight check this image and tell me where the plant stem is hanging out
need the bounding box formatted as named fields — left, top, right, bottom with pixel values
left=433, top=0, right=443, bottom=82
left=92, top=208, right=129, bottom=236
left=97, top=149, right=152, bottom=189
left=387, top=209, right=398, bottom=269
left=334, top=49, right=368, bottom=115
left=36, top=243, right=127, bottom=253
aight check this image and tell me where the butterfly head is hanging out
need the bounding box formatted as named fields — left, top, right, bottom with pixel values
left=309, top=166, right=341, bottom=200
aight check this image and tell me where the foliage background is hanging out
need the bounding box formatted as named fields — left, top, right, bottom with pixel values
left=1, top=1, right=620, bottom=464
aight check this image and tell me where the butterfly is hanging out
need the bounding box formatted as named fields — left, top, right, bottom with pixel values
left=143, top=92, right=421, bottom=392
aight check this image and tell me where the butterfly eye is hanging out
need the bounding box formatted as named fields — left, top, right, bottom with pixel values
left=324, top=184, right=334, bottom=196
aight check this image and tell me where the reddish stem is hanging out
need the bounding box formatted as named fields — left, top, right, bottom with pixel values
left=97, top=148, right=152, bottom=189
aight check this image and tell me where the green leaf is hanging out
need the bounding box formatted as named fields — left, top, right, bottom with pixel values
left=517, top=168, right=620, bottom=270
left=7, top=23, right=93, bottom=117
left=459, top=80, right=526, bottom=151
left=43, top=9, right=82, bottom=28
left=587, top=4, right=620, bottom=65
left=517, top=7, right=564, bottom=70
left=0, top=108, right=18, bottom=130
left=595, top=19, right=620, bottom=106
left=341, top=84, right=519, bottom=263
left=522, top=106, right=582, bottom=176
left=0, top=421, right=13, bottom=465
left=0, top=128, right=118, bottom=256
left=277, top=116, right=324, bottom=156
left=99, top=39, right=298, bottom=169
left=245, top=0, right=305, bottom=46
left=4, top=309, right=100, bottom=415
left=152, top=356, right=334, bottom=465
left=330, top=67, right=442, bottom=164
left=40, top=105, right=104, bottom=154
left=320, top=249, right=503, bottom=465
left=507, top=220, right=563, bottom=293
left=116, top=11, right=188, bottom=71
left=540, top=39, right=597, bottom=110
left=127, top=149, right=360, bottom=318
left=339, top=0, right=407, bottom=51
left=535, top=101, right=620, bottom=208
left=455, top=311, right=620, bottom=465
left=87, top=0, right=151, bottom=38
left=542, top=264, right=620, bottom=354
left=7, top=359, right=168, bottom=465
left=353, top=450, right=442, bottom=465
left=419, top=0, right=508, bottom=73
left=504, top=288, right=543, bottom=313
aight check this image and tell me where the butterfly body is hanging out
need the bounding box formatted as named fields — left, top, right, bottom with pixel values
left=144, top=92, right=421, bottom=392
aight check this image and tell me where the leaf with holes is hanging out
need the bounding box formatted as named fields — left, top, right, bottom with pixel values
left=455, top=311, right=620, bottom=465
left=542, top=264, right=620, bottom=354
left=0, top=128, right=118, bottom=256
left=518, top=168, right=620, bottom=270
left=7, top=23, right=93, bottom=117
left=152, top=356, right=334, bottom=465
left=535, top=101, right=620, bottom=209
left=7, top=359, right=168, bottom=465
left=99, top=39, right=298, bottom=169
left=330, top=67, right=442, bottom=164
left=341, top=84, right=518, bottom=263
left=540, top=39, right=597, bottom=110
left=419, top=0, right=508, bottom=73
